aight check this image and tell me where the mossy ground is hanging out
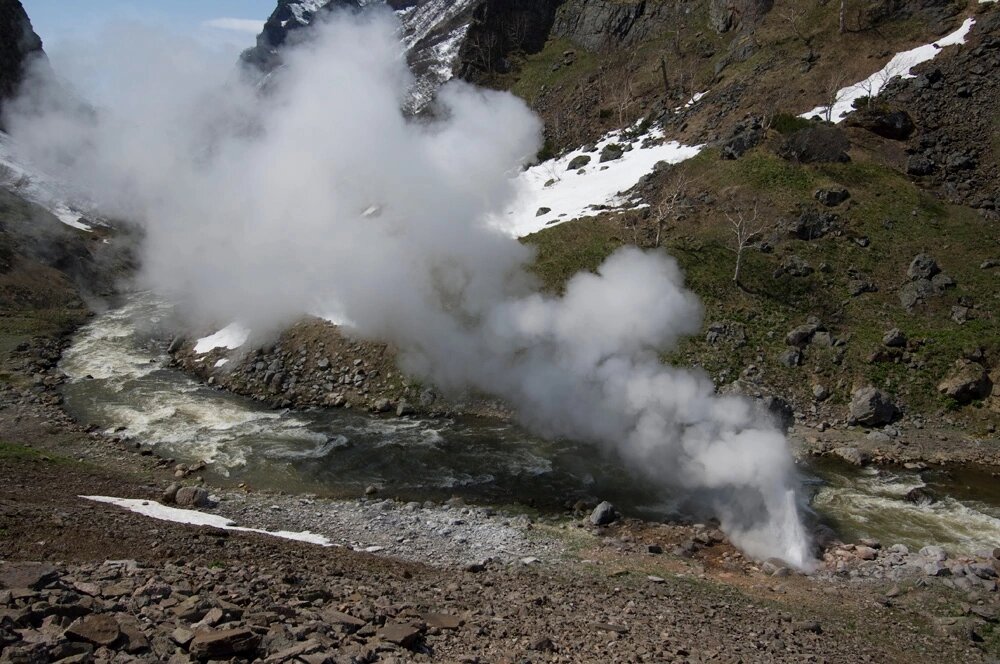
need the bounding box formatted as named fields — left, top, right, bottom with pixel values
left=524, top=133, right=999, bottom=426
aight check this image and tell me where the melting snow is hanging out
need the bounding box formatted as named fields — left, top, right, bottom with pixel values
left=800, top=17, right=975, bottom=123
left=214, top=358, right=229, bottom=368
left=82, top=496, right=332, bottom=545
left=500, top=126, right=703, bottom=238
left=677, top=90, right=708, bottom=111
left=0, top=133, right=94, bottom=231
left=194, top=323, right=250, bottom=354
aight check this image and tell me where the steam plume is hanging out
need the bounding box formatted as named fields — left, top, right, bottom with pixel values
left=4, top=8, right=813, bottom=567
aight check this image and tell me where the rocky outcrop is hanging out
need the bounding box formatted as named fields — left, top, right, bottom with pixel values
left=550, top=0, right=675, bottom=51
left=456, top=0, right=563, bottom=80
left=708, top=0, right=774, bottom=34
left=0, top=0, right=44, bottom=126
left=883, top=10, right=1000, bottom=213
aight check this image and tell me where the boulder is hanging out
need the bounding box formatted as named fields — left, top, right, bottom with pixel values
left=848, top=387, right=898, bottom=426
left=65, top=615, right=120, bottom=647
left=937, top=361, right=992, bottom=404
left=599, top=143, right=624, bottom=163
left=189, top=628, right=259, bottom=660
left=396, top=401, right=415, bottom=417
left=904, top=487, right=937, bottom=505
left=0, top=563, right=58, bottom=590
left=567, top=154, right=591, bottom=170
left=899, top=279, right=935, bottom=310
left=788, top=208, right=838, bottom=240
left=906, top=155, right=935, bottom=176
left=882, top=328, right=907, bottom=348
left=814, top=188, right=850, bottom=207
left=832, top=447, right=870, bottom=467
left=778, top=126, right=850, bottom=164
left=589, top=501, right=618, bottom=526
left=846, top=109, right=915, bottom=140
left=174, top=486, right=210, bottom=508
left=778, top=348, right=802, bottom=368
left=907, top=254, right=940, bottom=281
left=786, top=323, right=819, bottom=347
left=161, top=482, right=181, bottom=504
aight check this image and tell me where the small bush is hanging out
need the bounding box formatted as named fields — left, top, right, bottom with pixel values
left=770, top=113, right=812, bottom=135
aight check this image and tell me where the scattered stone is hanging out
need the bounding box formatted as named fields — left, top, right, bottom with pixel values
left=0, top=562, right=58, bottom=590
left=189, top=627, right=260, bottom=659
left=906, top=155, right=934, bottom=176
left=567, top=155, right=591, bottom=170
left=907, top=254, right=940, bottom=281
left=920, top=545, right=949, bottom=562
left=786, top=323, right=819, bottom=347
left=531, top=637, right=557, bottom=652
left=396, top=401, right=415, bottom=417
left=65, top=614, right=120, bottom=646
left=535, top=207, right=551, bottom=217
left=812, top=384, right=830, bottom=401
left=377, top=622, right=423, bottom=648
left=778, top=348, right=802, bottom=368
left=855, top=546, right=878, bottom=561
left=423, top=613, right=462, bottom=630
left=814, top=188, right=850, bottom=207
left=161, top=482, right=181, bottom=504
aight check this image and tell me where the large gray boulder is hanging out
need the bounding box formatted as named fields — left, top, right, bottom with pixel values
left=589, top=501, right=618, bottom=526
left=848, top=387, right=898, bottom=427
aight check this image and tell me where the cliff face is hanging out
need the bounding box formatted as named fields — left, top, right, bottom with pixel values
left=0, top=0, right=43, bottom=126
left=456, top=0, right=563, bottom=81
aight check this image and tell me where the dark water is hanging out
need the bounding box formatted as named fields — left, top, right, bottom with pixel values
left=60, top=295, right=1000, bottom=553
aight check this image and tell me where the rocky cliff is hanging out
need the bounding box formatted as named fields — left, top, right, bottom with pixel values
left=0, top=0, right=43, bottom=128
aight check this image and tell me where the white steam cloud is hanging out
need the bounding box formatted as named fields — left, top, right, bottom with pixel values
left=4, top=9, right=813, bottom=567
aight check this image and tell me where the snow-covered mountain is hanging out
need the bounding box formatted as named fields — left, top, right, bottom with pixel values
left=242, top=0, right=481, bottom=109
left=242, top=0, right=562, bottom=110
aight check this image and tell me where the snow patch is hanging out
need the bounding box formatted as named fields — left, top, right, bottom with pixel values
left=677, top=90, right=708, bottom=111
left=499, top=126, right=703, bottom=238
left=0, top=133, right=94, bottom=231
left=194, top=323, right=250, bottom=354
left=214, top=358, right=229, bottom=368
left=800, top=18, right=975, bottom=123
left=82, top=496, right=332, bottom=545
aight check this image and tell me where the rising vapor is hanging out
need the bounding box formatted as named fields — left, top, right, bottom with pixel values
left=4, top=7, right=813, bottom=567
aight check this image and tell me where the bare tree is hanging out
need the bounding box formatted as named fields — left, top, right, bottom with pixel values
left=822, top=71, right=847, bottom=122
left=653, top=174, right=691, bottom=248
left=726, top=202, right=767, bottom=288
left=839, top=0, right=847, bottom=35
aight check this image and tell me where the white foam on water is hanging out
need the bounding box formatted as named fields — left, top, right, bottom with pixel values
left=813, top=469, right=1000, bottom=553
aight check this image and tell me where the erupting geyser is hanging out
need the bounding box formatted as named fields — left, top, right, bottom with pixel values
left=4, top=7, right=813, bottom=567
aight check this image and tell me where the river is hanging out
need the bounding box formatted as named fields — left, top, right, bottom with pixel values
left=60, top=294, right=1000, bottom=555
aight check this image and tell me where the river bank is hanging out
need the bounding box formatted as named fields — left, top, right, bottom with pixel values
left=1, top=297, right=999, bottom=660
left=3, top=373, right=1000, bottom=662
